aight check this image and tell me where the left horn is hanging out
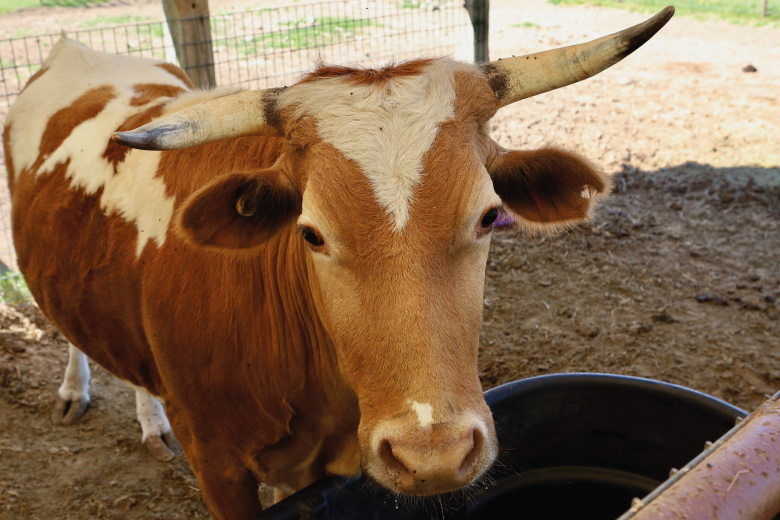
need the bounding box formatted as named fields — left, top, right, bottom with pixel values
left=113, top=87, right=285, bottom=151
left=483, top=6, right=674, bottom=107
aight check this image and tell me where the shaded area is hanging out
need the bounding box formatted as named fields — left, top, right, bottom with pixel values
left=481, top=162, right=780, bottom=412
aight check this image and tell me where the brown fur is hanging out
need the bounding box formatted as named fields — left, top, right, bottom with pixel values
left=9, top=56, right=609, bottom=519
left=130, top=83, right=186, bottom=106
left=298, top=58, right=435, bottom=87
left=11, top=160, right=164, bottom=392
left=177, top=169, right=302, bottom=249
left=102, top=103, right=167, bottom=167
left=452, top=69, right=500, bottom=123
left=37, top=86, right=116, bottom=165
left=488, top=147, right=611, bottom=224
left=20, top=66, right=49, bottom=94
left=3, top=124, right=15, bottom=192
left=11, top=84, right=353, bottom=517
left=156, top=62, right=194, bottom=89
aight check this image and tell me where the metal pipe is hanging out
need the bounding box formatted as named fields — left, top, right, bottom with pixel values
left=617, top=390, right=780, bottom=520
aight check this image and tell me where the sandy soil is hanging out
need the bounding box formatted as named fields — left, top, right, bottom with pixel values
left=1, top=0, right=779, bottom=518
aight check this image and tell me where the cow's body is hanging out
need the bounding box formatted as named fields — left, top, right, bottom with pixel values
left=6, top=41, right=363, bottom=510
left=5, top=9, right=672, bottom=517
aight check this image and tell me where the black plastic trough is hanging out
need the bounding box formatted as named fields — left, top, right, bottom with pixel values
left=252, top=373, right=746, bottom=520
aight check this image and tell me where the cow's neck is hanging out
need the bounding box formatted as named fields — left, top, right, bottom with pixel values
left=246, top=227, right=361, bottom=485
left=265, top=228, right=343, bottom=387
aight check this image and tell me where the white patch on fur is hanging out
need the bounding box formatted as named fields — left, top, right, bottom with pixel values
left=132, top=385, right=173, bottom=442
left=6, top=38, right=185, bottom=178
left=6, top=38, right=239, bottom=257
left=58, top=343, right=91, bottom=402
left=279, top=59, right=475, bottom=230
left=102, top=150, right=169, bottom=257
left=410, top=400, right=434, bottom=428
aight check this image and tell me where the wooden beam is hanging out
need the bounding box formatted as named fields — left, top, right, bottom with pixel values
left=162, top=0, right=215, bottom=89
left=465, top=0, right=489, bottom=63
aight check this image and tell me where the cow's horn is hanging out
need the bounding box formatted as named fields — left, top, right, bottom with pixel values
left=483, top=6, right=674, bottom=107
left=113, top=88, right=284, bottom=151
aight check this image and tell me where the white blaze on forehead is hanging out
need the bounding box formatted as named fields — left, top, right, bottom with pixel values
left=410, top=400, right=435, bottom=428
left=279, top=59, right=475, bottom=231
left=6, top=38, right=237, bottom=257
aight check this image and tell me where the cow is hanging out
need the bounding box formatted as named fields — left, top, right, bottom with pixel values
left=4, top=7, right=673, bottom=519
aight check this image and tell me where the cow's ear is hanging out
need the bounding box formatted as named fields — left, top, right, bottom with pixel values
left=176, top=170, right=301, bottom=250
left=488, top=147, right=611, bottom=231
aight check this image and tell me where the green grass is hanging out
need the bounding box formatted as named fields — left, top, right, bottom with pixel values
left=147, top=23, right=165, bottom=39
left=41, top=0, right=111, bottom=7
left=81, top=14, right=154, bottom=28
left=511, top=21, right=540, bottom=27
left=0, top=0, right=39, bottom=14
left=12, top=27, right=38, bottom=38
left=0, top=0, right=111, bottom=14
left=0, top=276, right=31, bottom=306
left=232, top=16, right=379, bottom=54
left=214, top=6, right=274, bottom=15
left=548, top=0, right=778, bottom=23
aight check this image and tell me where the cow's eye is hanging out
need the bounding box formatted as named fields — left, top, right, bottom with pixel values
left=301, top=227, right=324, bottom=247
left=481, top=208, right=499, bottom=228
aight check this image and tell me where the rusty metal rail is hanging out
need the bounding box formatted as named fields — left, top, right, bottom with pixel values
left=618, top=389, right=780, bottom=520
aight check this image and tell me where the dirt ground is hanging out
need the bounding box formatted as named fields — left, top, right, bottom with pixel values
left=1, top=0, right=779, bottom=518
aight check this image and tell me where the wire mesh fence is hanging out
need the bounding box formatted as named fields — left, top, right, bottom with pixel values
left=0, top=0, right=486, bottom=301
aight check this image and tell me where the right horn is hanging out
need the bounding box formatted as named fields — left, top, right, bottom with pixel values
left=113, top=87, right=285, bottom=151
left=483, top=6, right=675, bottom=107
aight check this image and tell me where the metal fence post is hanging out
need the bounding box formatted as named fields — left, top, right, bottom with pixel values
left=162, top=0, right=216, bottom=89
left=465, top=0, right=489, bottom=63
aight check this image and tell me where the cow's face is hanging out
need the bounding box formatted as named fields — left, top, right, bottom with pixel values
left=287, top=66, right=502, bottom=495
left=174, top=62, right=609, bottom=496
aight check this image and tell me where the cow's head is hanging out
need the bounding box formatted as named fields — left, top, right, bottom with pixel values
left=115, top=7, right=673, bottom=496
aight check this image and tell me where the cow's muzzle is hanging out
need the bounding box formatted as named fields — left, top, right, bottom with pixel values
left=366, top=414, right=497, bottom=496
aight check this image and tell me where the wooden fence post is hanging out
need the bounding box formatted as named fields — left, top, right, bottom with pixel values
left=465, top=0, right=489, bottom=63
left=762, top=0, right=768, bottom=17
left=162, top=0, right=215, bottom=89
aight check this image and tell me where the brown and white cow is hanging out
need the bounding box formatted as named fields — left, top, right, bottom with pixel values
left=4, top=8, right=672, bottom=519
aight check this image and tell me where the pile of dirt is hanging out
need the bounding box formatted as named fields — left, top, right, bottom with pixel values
left=0, top=304, right=214, bottom=519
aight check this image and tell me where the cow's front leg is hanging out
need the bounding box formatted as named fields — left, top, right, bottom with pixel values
left=52, top=343, right=90, bottom=425
left=164, top=407, right=262, bottom=518
left=191, top=452, right=263, bottom=519
left=134, top=387, right=182, bottom=461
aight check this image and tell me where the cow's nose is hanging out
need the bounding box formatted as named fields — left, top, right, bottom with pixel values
left=376, top=425, right=484, bottom=495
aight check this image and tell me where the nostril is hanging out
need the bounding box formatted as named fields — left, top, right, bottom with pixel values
left=457, top=427, right=484, bottom=480
left=378, top=439, right=411, bottom=478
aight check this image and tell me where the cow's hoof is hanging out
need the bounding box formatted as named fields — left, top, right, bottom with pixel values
left=144, top=431, right=182, bottom=462
left=51, top=396, right=89, bottom=426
